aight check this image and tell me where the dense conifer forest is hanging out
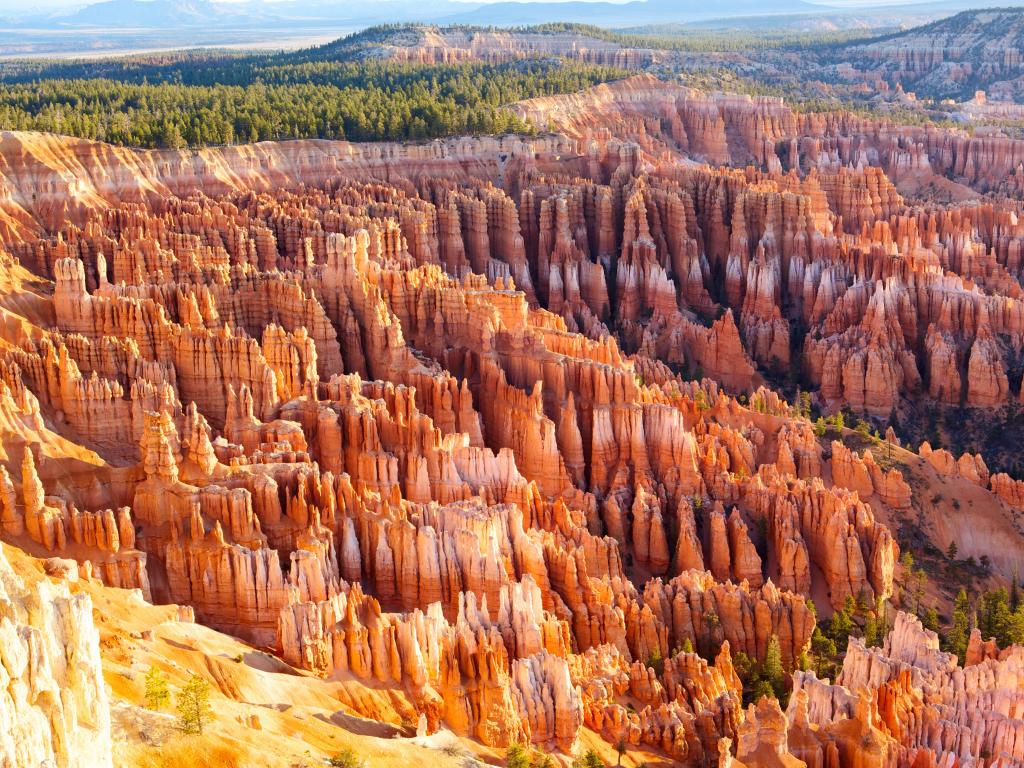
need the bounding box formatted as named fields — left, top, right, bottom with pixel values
left=0, top=23, right=893, bottom=150
left=0, top=57, right=628, bottom=148
left=0, top=26, right=641, bottom=149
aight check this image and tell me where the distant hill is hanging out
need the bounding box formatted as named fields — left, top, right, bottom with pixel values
left=300, top=20, right=881, bottom=65
left=42, top=0, right=262, bottom=28
left=6, top=0, right=858, bottom=32
left=437, top=0, right=829, bottom=27
left=6, top=0, right=1024, bottom=60
left=302, top=23, right=664, bottom=64
left=837, top=7, right=1024, bottom=100
left=17, top=0, right=473, bottom=30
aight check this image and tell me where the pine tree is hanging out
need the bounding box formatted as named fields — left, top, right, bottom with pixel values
left=805, top=598, right=817, bottom=620
left=506, top=745, right=530, bottom=768
left=1006, top=608, right=1024, bottom=646
left=763, top=635, right=785, bottom=698
left=980, top=588, right=1011, bottom=644
left=1012, top=568, right=1021, bottom=613
left=875, top=596, right=890, bottom=640
left=810, top=627, right=838, bottom=680
left=827, top=599, right=855, bottom=649
left=751, top=678, right=776, bottom=702
left=913, top=570, right=927, bottom=614
left=732, top=651, right=754, bottom=683
left=143, top=666, right=170, bottom=711
left=921, top=605, right=940, bottom=632
left=646, top=646, right=664, bottom=675
left=176, top=674, right=212, bottom=735
left=944, top=588, right=970, bottom=662
left=863, top=611, right=880, bottom=647
left=572, top=749, right=605, bottom=768
left=328, top=750, right=361, bottom=768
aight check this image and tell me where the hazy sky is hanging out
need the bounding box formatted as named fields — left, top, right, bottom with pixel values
left=0, top=0, right=954, bottom=13
left=2, top=0, right=481, bottom=7
left=0, top=0, right=832, bottom=7
left=0, top=0, right=732, bottom=14
left=3, top=0, right=599, bottom=10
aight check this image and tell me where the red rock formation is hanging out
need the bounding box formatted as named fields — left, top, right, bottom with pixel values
left=829, top=441, right=873, bottom=498
left=0, top=542, right=113, bottom=768
left=919, top=441, right=989, bottom=486
left=10, top=55, right=1024, bottom=768
left=791, top=612, right=1024, bottom=768
left=11, top=88, right=1007, bottom=760
left=967, top=323, right=1009, bottom=406
left=991, top=471, right=1024, bottom=509
left=641, top=570, right=814, bottom=667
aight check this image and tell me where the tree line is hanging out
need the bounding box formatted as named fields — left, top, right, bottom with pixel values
left=0, top=60, right=628, bottom=149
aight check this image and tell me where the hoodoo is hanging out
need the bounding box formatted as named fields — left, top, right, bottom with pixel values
left=2, top=12, right=1024, bottom=768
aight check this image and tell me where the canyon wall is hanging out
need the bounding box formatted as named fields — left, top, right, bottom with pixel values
left=0, top=544, right=113, bottom=768
left=1, top=73, right=1024, bottom=764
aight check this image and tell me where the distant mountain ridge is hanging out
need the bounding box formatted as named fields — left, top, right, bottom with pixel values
left=15, top=0, right=829, bottom=29
left=47, top=0, right=243, bottom=27
left=13, top=0, right=1015, bottom=31
left=434, top=0, right=827, bottom=26
left=4, top=0, right=1024, bottom=59
left=837, top=7, right=1024, bottom=99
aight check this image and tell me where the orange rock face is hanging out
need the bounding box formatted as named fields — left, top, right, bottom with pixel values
left=5, top=72, right=1024, bottom=765
left=789, top=612, right=1024, bottom=768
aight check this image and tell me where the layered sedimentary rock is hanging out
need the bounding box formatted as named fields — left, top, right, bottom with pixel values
left=363, top=27, right=662, bottom=68
left=511, top=77, right=1024, bottom=416
left=8, top=71, right=1024, bottom=765
left=919, top=441, right=990, bottom=486
left=575, top=640, right=744, bottom=764
left=837, top=9, right=1024, bottom=101
left=787, top=612, right=1024, bottom=768
left=0, top=543, right=113, bottom=768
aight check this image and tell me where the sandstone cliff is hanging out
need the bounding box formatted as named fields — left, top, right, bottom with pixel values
left=1, top=71, right=1024, bottom=765
left=0, top=543, right=112, bottom=768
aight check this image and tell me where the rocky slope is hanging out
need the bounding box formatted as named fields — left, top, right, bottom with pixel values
left=714, top=609, right=1024, bottom=768
left=2, top=539, right=502, bottom=768
left=836, top=8, right=1024, bottom=101
left=0, top=541, right=112, bottom=768
left=0, top=72, right=1023, bottom=766
left=335, top=26, right=661, bottom=68
left=787, top=611, right=1024, bottom=768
